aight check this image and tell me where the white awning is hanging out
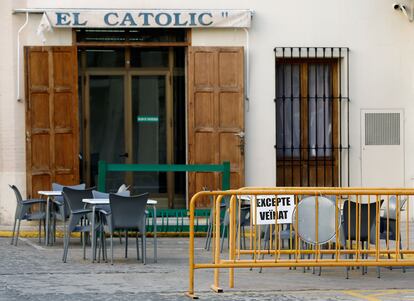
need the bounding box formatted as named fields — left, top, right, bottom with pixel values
left=13, top=9, right=252, bottom=28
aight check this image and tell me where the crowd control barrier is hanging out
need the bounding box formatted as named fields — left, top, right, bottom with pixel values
left=186, top=187, right=414, bottom=298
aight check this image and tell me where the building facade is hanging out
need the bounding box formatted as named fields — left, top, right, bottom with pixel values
left=1, top=0, right=414, bottom=224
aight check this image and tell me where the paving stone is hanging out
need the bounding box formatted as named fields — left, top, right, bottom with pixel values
left=0, top=237, right=414, bottom=300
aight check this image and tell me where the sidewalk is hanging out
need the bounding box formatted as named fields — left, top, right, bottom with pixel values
left=1, top=236, right=414, bottom=300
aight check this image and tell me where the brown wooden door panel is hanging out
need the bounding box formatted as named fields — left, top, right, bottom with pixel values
left=30, top=94, right=50, bottom=128
left=218, top=51, right=242, bottom=88
left=31, top=135, right=51, bottom=170
left=193, top=52, right=215, bottom=86
left=219, top=92, right=243, bottom=128
left=194, top=132, right=215, bottom=163
left=188, top=47, right=244, bottom=207
left=28, top=52, right=49, bottom=87
left=25, top=46, right=79, bottom=198
left=54, top=93, right=74, bottom=129
left=219, top=133, right=241, bottom=168
left=32, top=175, right=51, bottom=198
left=194, top=92, right=214, bottom=127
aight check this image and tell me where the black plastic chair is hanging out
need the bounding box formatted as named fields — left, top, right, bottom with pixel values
left=9, top=185, right=46, bottom=246
left=50, top=183, right=86, bottom=244
left=102, top=193, right=149, bottom=265
left=342, top=200, right=381, bottom=278
left=92, top=189, right=130, bottom=262
left=61, top=187, right=94, bottom=263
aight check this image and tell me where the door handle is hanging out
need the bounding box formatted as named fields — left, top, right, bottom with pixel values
left=119, top=152, right=129, bottom=158
left=234, top=131, right=245, bottom=138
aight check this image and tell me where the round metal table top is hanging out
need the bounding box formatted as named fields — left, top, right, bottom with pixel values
left=293, top=196, right=340, bottom=245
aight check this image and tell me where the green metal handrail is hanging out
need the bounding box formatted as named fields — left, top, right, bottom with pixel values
left=97, top=161, right=231, bottom=192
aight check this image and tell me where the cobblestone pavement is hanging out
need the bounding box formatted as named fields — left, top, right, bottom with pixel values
left=1, top=237, right=414, bottom=300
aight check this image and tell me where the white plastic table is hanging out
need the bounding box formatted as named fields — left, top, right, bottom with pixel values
left=82, top=198, right=157, bottom=263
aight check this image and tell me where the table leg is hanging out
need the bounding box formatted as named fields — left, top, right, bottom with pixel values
left=91, top=205, right=96, bottom=262
left=153, top=205, right=157, bottom=263
left=45, top=196, right=50, bottom=246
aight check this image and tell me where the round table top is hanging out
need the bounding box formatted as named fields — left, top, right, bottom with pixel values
left=293, top=196, right=340, bottom=245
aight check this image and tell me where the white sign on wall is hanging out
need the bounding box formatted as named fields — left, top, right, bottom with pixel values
left=253, top=195, right=295, bottom=225
left=41, top=9, right=252, bottom=28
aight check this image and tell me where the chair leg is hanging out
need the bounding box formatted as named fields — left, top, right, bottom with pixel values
left=242, top=226, right=246, bottom=250
left=259, top=239, right=268, bottom=273
left=136, top=231, right=140, bottom=261
left=97, top=229, right=102, bottom=262
left=220, top=225, right=226, bottom=253
left=345, top=253, right=349, bottom=279
left=125, top=231, right=128, bottom=258
left=82, top=231, right=86, bottom=260
left=142, top=231, right=146, bottom=265
left=302, top=241, right=306, bottom=273
left=38, top=219, right=42, bottom=243
left=62, top=227, right=67, bottom=262
left=97, top=231, right=101, bottom=263
left=362, top=241, right=366, bottom=275
left=205, top=223, right=212, bottom=250
left=63, top=232, right=70, bottom=263
left=93, top=231, right=98, bottom=262
left=52, top=216, right=56, bottom=244
left=110, top=233, right=114, bottom=265
left=377, top=266, right=381, bottom=278
left=15, top=219, right=21, bottom=246
left=319, top=253, right=323, bottom=276
left=400, top=240, right=406, bottom=273
left=11, top=218, right=17, bottom=245
left=45, top=219, right=49, bottom=244
left=102, top=229, right=107, bottom=262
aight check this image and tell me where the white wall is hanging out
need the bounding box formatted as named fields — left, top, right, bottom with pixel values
left=2, top=0, right=414, bottom=223
left=0, top=0, right=25, bottom=225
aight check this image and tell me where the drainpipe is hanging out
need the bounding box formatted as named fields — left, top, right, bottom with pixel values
left=17, top=12, right=29, bottom=102
left=244, top=28, right=250, bottom=112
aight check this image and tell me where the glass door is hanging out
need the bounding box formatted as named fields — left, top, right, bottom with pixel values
left=129, top=74, right=171, bottom=195
left=86, top=74, right=127, bottom=191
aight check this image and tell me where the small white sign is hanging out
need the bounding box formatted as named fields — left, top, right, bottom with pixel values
left=253, top=195, right=295, bottom=225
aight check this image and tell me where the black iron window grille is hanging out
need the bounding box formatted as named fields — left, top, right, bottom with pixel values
left=275, top=47, right=350, bottom=187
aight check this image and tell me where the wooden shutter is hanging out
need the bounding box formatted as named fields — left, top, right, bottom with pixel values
left=188, top=47, right=245, bottom=207
left=25, top=46, right=79, bottom=198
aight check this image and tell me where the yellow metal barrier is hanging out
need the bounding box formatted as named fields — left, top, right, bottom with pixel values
left=186, top=188, right=414, bottom=298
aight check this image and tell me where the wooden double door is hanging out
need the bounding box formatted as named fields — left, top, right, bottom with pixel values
left=25, top=46, right=245, bottom=207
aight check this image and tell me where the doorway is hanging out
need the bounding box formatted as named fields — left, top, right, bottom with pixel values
left=79, top=47, right=186, bottom=207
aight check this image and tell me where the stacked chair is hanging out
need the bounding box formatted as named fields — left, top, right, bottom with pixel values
left=9, top=185, right=46, bottom=245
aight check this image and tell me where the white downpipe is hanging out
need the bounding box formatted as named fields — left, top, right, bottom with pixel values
left=17, top=12, right=29, bottom=102
left=243, top=28, right=250, bottom=112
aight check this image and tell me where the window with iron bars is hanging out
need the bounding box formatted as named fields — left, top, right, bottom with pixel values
left=275, top=47, right=350, bottom=187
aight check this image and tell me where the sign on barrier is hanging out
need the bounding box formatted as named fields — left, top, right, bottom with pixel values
left=253, top=194, right=295, bottom=225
